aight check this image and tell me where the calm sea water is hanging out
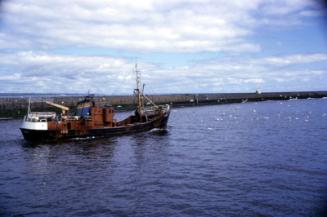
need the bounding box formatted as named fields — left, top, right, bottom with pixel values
left=0, top=99, right=326, bottom=217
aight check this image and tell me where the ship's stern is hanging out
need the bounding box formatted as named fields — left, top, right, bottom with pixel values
left=20, top=113, right=58, bottom=142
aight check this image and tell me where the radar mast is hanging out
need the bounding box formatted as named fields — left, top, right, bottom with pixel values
left=134, top=62, right=143, bottom=113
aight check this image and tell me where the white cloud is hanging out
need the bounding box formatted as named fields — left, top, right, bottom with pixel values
left=243, top=78, right=265, bottom=84
left=0, top=0, right=320, bottom=52
left=0, top=51, right=137, bottom=93
left=260, top=53, right=327, bottom=65
left=0, top=51, right=326, bottom=93
left=0, top=0, right=325, bottom=93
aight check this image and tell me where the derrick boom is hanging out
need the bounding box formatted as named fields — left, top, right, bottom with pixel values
left=45, top=101, right=69, bottom=114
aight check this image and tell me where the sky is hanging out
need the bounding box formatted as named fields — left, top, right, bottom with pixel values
left=0, top=0, right=327, bottom=94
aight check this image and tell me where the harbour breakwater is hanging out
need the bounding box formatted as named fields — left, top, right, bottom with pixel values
left=0, top=91, right=326, bottom=118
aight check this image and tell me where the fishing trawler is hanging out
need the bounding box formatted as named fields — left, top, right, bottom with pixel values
left=20, top=64, right=170, bottom=142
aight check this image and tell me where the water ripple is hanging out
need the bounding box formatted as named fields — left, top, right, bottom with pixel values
left=0, top=99, right=327, bottom=216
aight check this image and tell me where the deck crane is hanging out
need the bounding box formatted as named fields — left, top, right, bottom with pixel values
left=45, top=101, right=69, bottom=115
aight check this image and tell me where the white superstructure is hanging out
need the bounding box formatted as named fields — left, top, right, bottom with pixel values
left=21, top=112, right=56, bottom=131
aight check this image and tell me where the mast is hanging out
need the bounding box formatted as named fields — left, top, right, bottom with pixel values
left=135, top=63, right=143, bottom=113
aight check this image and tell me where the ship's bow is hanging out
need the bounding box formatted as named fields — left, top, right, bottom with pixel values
left=157, top=104, right=171, bottom=129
